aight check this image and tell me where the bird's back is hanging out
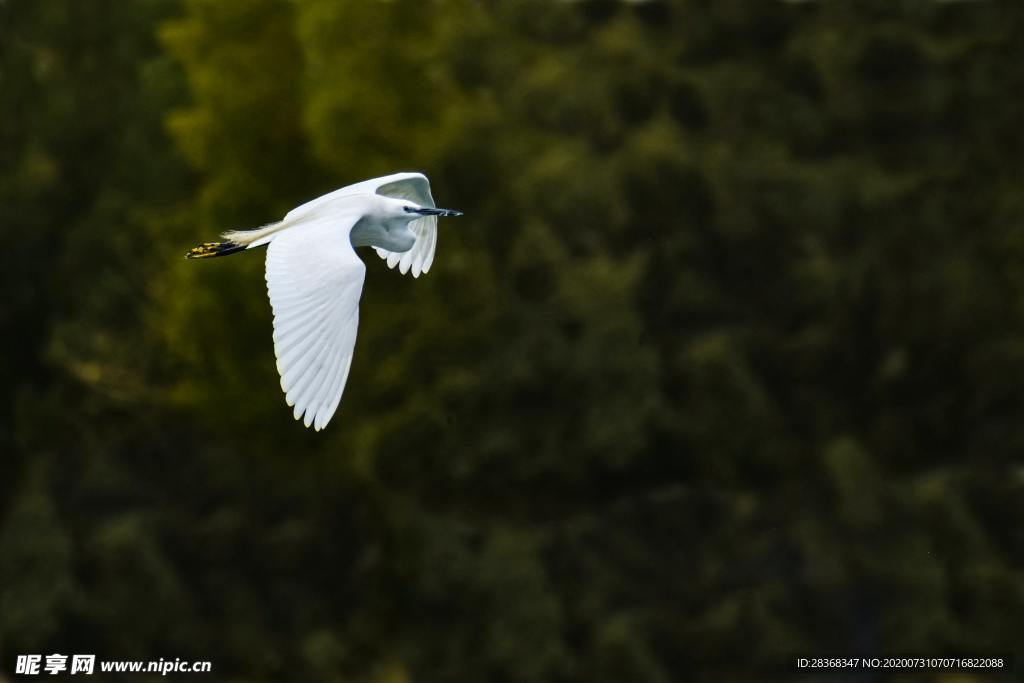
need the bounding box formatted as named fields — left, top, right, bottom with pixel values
left=284, top=172, right=428, bottom=223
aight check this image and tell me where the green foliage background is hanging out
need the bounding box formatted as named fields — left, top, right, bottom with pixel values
left=2, top=1, right=1023, bottom=681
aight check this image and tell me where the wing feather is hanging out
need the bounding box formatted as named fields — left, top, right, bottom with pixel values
left=293, top=293, right=351, bottom=423
left=265, top=214, right=365, bottom=430
left=311, top=333, right=345, bottom=429
left=373, top=174, right=438, bottom=278
left=312, top=311, right=356, bottom=430
left=281, top=172, right=440, bottom=279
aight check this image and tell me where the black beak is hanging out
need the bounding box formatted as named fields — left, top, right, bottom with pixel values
left=412, top=207, right=463, bottom=217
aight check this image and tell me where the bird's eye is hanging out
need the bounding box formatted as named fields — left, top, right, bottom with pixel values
left=403, top=206, right=417, bottom=213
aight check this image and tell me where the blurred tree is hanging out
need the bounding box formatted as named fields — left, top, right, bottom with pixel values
left=0, top=0, right=197, bottom=666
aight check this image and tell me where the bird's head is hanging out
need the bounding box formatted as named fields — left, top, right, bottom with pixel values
left=373, top=194, right=463, bottom=222
left=354, top=195, right=462, bottom=253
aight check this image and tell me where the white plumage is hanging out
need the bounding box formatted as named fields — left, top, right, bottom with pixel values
left=188, top=172, right=461, bottom=430
left=266, top=218, right=363, bottom=431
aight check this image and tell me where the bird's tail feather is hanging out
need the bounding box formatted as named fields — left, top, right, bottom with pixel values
left=185, top=240, right=246, bottom=259
left=221, top=218, right=289, bottom=248
left=186, top=219, right=292, bottom=259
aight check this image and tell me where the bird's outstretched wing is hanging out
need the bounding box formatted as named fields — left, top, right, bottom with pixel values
left=283, top=172, right=438, bottom=277
left=372, top=174, right=438, bottom=278
left=265, top=214, right=366, bottom=430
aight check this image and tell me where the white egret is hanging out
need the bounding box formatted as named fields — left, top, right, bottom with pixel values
left=186, top=172, right=462, bottom=430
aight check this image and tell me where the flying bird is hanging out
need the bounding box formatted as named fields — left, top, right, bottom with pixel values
left=186, top=172, right=462, bottom=430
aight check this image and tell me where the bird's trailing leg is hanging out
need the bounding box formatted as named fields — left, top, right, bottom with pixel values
left=185, top=240, right=245, bottom=259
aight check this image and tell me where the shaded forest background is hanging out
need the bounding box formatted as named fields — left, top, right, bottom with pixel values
left=2, top=1, right=1023, bottom=681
